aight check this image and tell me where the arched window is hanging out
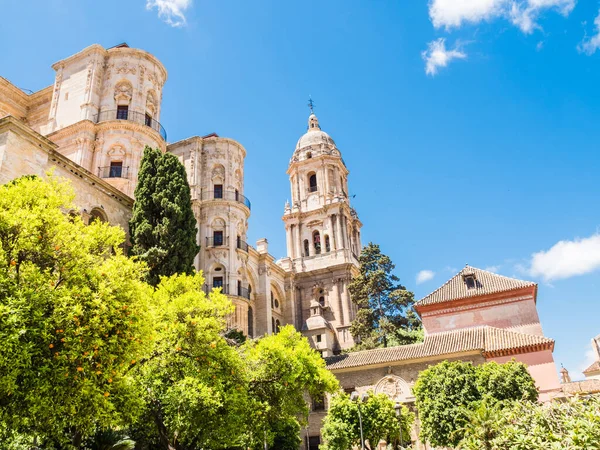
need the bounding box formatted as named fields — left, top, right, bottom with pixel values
left=308, top=173, right=317, bottom=192
left=304, top=239, right=310, bottom=257
left=271, top=292, right=274, bottom=309
left=275, top=319, right=281, bottom=331
left=313, top=231, right=321, bottom=255
left=89, top=208, right=107, bottom=224
left=325, top=235, right=331, bottom=253
left=272, top=318, right=276, bottom=334
left=319, top=296, right=325, bottom=307
left=306, top=152, right=312, bottom=159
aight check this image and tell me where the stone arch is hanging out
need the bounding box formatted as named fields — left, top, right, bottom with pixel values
left=374, top=375, right=412, bottom=403
left=211, top=164, right=225, bottom=183
left=89, top=207, right=107, bottom=224
left=211, top=217, right=226, bottom=230
left=209, top=262, right=226, bottom=291
left=114, top=80, right=133, bottom=105
left=146, top=89, right=157, bottom=115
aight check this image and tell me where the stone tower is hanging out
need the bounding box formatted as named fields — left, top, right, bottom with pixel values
left=41, top=43, right=168, bottom=198
left=283, top=111, right=362, bottom=355
left=168, top=135, right=253, bottom=336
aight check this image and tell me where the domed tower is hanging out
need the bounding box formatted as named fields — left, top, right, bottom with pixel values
left=43, top=43, right=168, bottom=197
left=168, top=134, right=253, bottom=336
left=283, top=110, right=362, bottom=354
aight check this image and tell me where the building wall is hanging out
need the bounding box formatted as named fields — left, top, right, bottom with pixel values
left=489, top=350, right=561, bottom=402
left=305, top=353, right=486, bottom=450
left=0, top=117, right=132, bottom=233
left=421, top=295, right=543, bottom=337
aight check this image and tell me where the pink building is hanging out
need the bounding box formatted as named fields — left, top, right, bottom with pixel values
left=414, top=265, right=561, bottom=401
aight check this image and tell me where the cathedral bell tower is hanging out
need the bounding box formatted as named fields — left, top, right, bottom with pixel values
left=283, top=107, right=362, bottom=353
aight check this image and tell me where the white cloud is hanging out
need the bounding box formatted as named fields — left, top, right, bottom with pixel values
left=578, top=341, right=598, bottom=378
left=422, top=38, right=467, bottom=76
left=428, top=0, right=575, bottom=33
left=416, top=270, right=436, bottom=284
left=578, top=10, right=600, bottom=55
left=536, top=40, right=544, bottom=51
left=529, top=233, right=600, bottom=281
left=484, top=265, right=500, bottom=273
left=146, top=0, right=192, bottom=27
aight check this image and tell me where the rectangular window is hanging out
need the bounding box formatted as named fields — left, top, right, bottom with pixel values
left=465, top=275, right=476, bottom=289
left=312, top=395, right=325, bottom=412
left=213, top=230, right=224, bottom=246
left=109, top=161, right=123, bottom=178
left=213, top=276, right=223, bottom=289
left=308, top=436, right=321, bottom=450
left=344, top=387, right=355, bottom=395
left=316, top=334, right=322, bottom=343
left=116, top=105, right=129, bottom=120
left=145, top=113, right=152, bottom=127
left=214, top=184, right=223, bottom=199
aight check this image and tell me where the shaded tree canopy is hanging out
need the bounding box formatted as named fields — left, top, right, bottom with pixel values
left=413, top=360, right=538, bottom=448
left=348, top=242, right=421, bottom=350
left=129, top=146, right=199, bottom=286
left=320, top=391, right=413, bottom=450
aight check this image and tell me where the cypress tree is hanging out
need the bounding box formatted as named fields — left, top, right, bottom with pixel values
left=129, top=146, right=199, bottom=286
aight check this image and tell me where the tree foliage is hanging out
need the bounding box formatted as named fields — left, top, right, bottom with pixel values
left=458, top=396, right=600, bottom=450
left=129, top=146, right=199, bottom=286
left=321, top=391, right=413, bottom=450
left=0, top=175, right=339, bottom=450
left=0, top=175, right=152, bottom=448
left=348, top=242, right=421, bottom=350
left=413, top=360, right=538, bottom=448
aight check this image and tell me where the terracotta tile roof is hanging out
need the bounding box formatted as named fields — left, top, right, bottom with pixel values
left=415, top=265, right=536, bottom=307
left=583, top=360, right=600, bottom=375
left=325, top=326, right=554, bottom=371
left=562, top=379, right=600, bottom=395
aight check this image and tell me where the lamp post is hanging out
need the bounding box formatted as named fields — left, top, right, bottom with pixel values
left=394, top=402, right=404, bottom=448
left=351, top=391, right=368, bottom=450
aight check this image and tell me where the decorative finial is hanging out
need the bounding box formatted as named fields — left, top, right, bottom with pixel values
left=307, top=96, right=315, bottom=114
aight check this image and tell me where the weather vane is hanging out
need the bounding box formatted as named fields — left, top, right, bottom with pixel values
left=307, top=96, right=315, bottom=113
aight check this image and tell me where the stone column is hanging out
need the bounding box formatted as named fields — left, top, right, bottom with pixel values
left=285, top=225, right=294, bottom=258
left=329, top=215, right=337, bottom=251
left=341, top=280, right=352, bottom=325
left=337, top=214, right=345, bottom=250
left=332, top=280, right=343, bottom=326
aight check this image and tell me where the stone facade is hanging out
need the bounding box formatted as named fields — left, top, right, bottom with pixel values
left=2, top=43, right=562, bottom=450
left=0, top=43, right=357, bottom=345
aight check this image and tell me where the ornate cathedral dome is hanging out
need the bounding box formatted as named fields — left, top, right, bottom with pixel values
left=291, top=112, right=342, bottom=165
left=295, top=113, right=336, bottom=150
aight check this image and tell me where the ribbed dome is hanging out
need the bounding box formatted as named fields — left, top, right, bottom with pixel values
left=295, top=129, right=336, bottom=150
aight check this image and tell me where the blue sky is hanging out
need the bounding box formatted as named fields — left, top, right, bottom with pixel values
left=1, top=0, right=599, bottom=378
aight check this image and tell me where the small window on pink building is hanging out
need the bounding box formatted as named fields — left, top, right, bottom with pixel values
left=464, top=275, right=476, bottom=289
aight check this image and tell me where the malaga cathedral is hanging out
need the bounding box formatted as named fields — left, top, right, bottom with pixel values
left=2, top=43, right=596, bottom=449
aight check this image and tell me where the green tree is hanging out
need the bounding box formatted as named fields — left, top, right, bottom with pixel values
left=348, top=242, right=420, bottom=350
left=129, top=272, right=245, bottom=450
left=413, top=360, right=538, bottom=448
left=129, top=146, right=199, bottom=286
left=241, top=325, right=340, bottom=450
left=0, top=175, right=152, bottom=448
left=320, top=391, right=413, bottom=450
left=459, top=396, right=600, bottom=450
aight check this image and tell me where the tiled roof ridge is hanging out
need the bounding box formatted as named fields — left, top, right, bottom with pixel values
left=583, top=360, right=600, bottom=374
left=415, top=265, right=537, bottom=307
left=325, top=325, right=554, bottom=371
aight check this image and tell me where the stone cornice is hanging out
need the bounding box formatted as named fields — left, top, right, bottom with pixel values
left=51, top=44, right=168, bottom=84
left=0, top=116, right=133, bottom=208
left=415, top=285, right=537, bottom=316
left=168, top=135, right=247, bottom=158
left=418, top=294, right=535, bottom=318
left=51, top=44, right=106, bottom=71
left=286, top=153, right=350, bottom=175
left=0, top=76, right=29, bottom=101
left=331, top=350, right=482, bottom=374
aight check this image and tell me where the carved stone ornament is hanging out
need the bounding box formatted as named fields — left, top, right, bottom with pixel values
left=108, top=144, right=127, bottom=157
left=114, top=81, right=133, bottom=104
left=146, top=90, right=157, bottom=114
left=373, top=375, right=412, bottom=403
left=116, top=62, right=136, bottom=75
left=212, top=165, right=225, bottom=179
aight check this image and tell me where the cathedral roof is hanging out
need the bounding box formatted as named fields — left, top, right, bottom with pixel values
left=415, top=265, right=536, bottom=308
left=583, top=360, right=600, bottom=375
left=324, top=326, right=554, bottom=371
left=294, top=112, right=336, bottom=151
